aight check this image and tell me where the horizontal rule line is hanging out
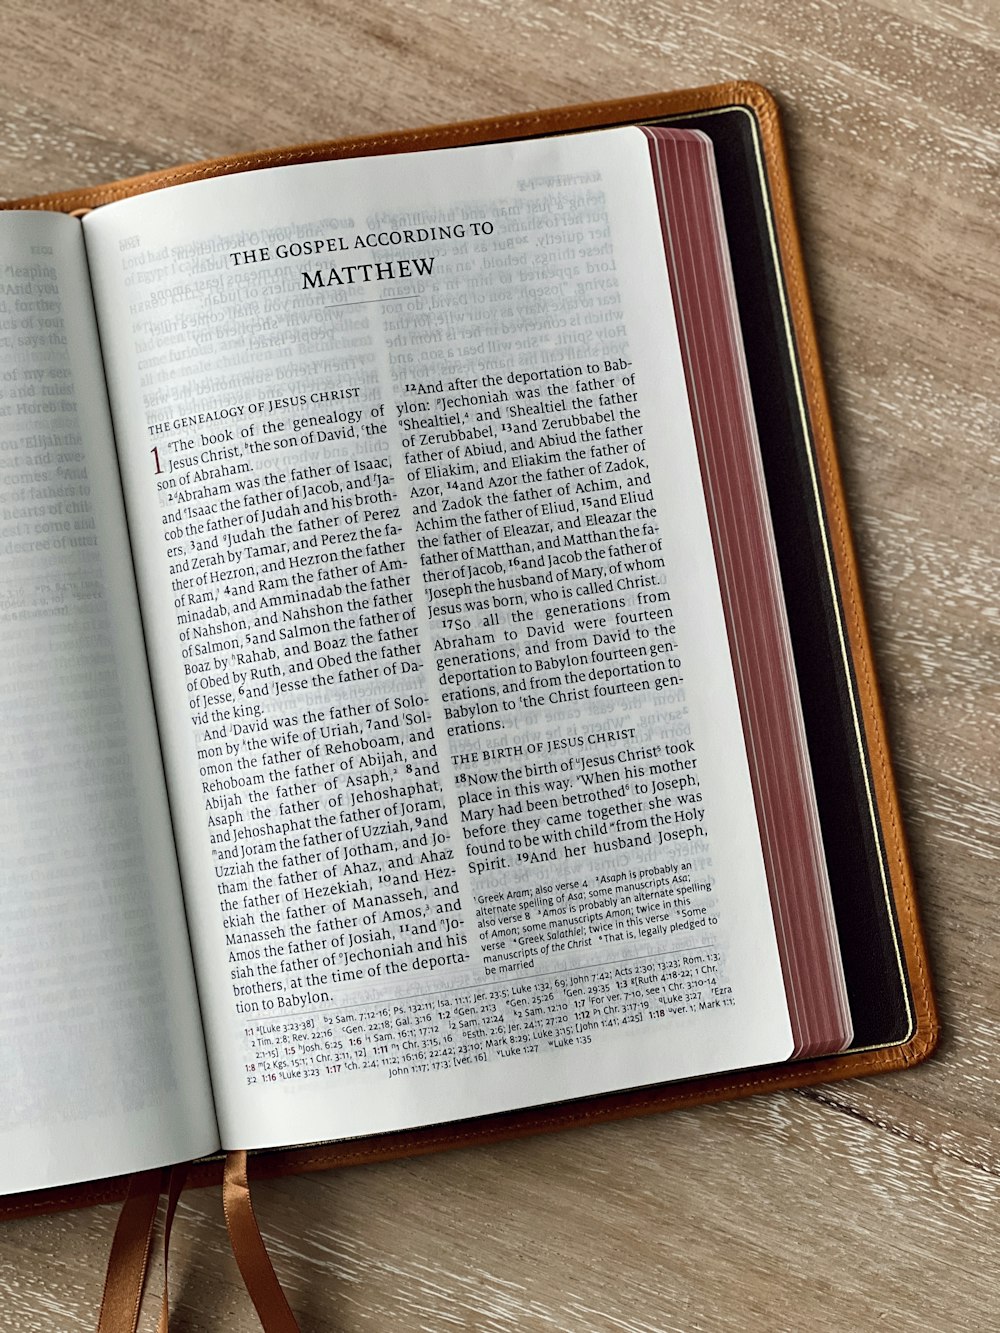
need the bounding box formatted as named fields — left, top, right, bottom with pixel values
left=325, top=293, right=417, bottom=309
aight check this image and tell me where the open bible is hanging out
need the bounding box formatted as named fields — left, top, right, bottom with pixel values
left=0, top=86, right=936, bottom=1208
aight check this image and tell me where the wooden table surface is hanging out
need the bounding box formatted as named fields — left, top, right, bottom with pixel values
left=1, top=2, right=997, bottom=1329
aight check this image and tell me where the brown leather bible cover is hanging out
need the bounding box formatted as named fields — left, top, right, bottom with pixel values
left=0, top=81, right=937, bottom=1220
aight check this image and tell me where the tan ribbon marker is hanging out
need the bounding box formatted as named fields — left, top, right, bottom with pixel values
left=96, top=1167, right=163, bottom=1333
left=99, top=1155, right=298, bottom=1331
left=223, top=1150, right=301, bottom=1332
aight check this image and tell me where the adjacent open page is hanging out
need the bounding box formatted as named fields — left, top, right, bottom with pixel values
left=0, top=213, right=217, bottom=1193
left=83, top=128, right=795, bottom=1149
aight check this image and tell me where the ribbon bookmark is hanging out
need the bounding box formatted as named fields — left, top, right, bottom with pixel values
left=99, top=1154, right=299, bottom=1332
left=154, top=1163, right=189, bottom=1333
left=96, top=1167, right=164, bottom=1333
left=223, top=1150, right=301, bottom=1332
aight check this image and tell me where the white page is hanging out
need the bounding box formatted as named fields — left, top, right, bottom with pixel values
left=83, top=128, right=793, bottom=1150
left=0, top=212, right=217, bottom=1194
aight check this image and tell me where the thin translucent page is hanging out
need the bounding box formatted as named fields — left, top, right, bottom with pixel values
left=82, top=128, right=793, bottom=1150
